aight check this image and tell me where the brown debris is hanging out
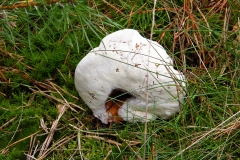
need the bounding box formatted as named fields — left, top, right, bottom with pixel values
left=0, top=0, right=76, bottom=10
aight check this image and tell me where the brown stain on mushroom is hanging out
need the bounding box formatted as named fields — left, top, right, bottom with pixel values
left=105, top=88, right=134, bottom=123
left=135, top=64, right=141, bottom=67
left=88, top=92, right=97, bottom=100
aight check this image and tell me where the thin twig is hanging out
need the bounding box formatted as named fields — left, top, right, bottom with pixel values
left=143, top=0, right=157, bottom=159
left=39, top=105, right=67, bottom=156
left=0, top=130, right=42, bottom=154
left=77, top=131, right=84, bottom=160
left=69, top=123, right=118, bottom=136
left=0, top=0, right=75, bottom=10
left=0, top=116, right=17, bottom=130
left=84, top=135, right=122, bottom=146
left=171, top=110, right=240, bottom=159
left=188, top=37, right=217, bottom=89
left=37, top=134, right=76, bottom=160
left=103, top=149, right=112, bottom=160
left=101, top=0, right=124, bottom=16
left=7, top=94, right=24, bottom=147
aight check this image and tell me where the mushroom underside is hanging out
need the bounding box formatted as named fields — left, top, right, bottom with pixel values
left=105, top=88, right=134, bottom=123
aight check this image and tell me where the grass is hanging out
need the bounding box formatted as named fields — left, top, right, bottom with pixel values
left=0, top=0, right=239, bottom=159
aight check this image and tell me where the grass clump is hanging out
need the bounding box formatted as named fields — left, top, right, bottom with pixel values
left=0, top=0, right=239, bottom=159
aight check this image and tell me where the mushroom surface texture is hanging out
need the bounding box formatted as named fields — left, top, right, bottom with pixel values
left=74, top=29, right=186, bottom=124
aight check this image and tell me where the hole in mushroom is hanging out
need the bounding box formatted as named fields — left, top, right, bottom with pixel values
left=105, top=88, right=134, bottom=122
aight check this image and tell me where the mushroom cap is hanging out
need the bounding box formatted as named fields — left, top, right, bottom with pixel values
left=75, top=29, right=185, bottom=124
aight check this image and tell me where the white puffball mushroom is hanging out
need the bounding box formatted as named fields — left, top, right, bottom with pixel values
left=74, top=29, right=186, bottom=124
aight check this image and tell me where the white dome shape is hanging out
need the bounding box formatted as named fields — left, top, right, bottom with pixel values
left=75, top=29, right=185, bottom=124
